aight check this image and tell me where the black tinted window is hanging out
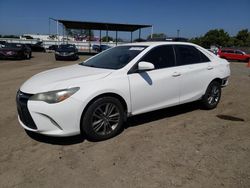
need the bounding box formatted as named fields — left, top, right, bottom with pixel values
left=235, top=50, right=243, bottom=54
left=222, top=49, right=234, bottom=53
left=82, top=46, right=146, bottom=70
left=141, top=45, right=175, bottom=69
left=175, top=45, right=209, bottom=66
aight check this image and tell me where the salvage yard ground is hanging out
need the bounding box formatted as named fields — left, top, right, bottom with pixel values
left=0, top=52, right=250, bottom=188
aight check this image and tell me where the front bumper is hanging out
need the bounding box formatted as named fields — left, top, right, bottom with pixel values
left=55, top=53, right=78, bottom=60
left=16, top=90, right=84, bottom=137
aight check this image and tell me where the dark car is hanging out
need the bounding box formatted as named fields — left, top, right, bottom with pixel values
left=0, top=43, right=32, bottom=60
left=218, top=48, right=250, bottom=62
left=47, top=45, right=58, bottom=52
left=26, top=42, right=46, bottom=52
left=55, top=44, right=78, bottom=60
left=92, top=44, right=111, bottom=52
left=0, top=41, right=6, bottom=46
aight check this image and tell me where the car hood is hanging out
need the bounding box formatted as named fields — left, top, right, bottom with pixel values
left=20, top=64, right=113, bottom=94
left=56, top=48, right=76, bottom=53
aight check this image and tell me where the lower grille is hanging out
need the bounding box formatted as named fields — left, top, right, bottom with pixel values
left=16, top=90, right=37, bottom=129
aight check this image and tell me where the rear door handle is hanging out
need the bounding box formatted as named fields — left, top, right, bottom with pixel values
left=207, top=66, right=214, bottom=70
left=172, top=72, right=181, bottom=77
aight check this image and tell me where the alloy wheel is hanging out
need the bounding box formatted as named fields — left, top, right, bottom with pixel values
left=91, top=103, right=120, bottom=136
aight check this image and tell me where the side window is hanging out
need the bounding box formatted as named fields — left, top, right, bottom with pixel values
left=200, top=51, right=210, bottom=62
left=236, top=51, right=243, bottom=55
left=175, top=45, right=209, bottom=66
left=141, top=45, right=175, bottom=69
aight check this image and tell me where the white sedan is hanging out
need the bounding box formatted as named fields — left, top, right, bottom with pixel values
left=16, top=42, right=230, bottom=140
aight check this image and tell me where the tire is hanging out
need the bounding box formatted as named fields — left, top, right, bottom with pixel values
left=81, top=97, right=125, bottom=141
left=201, top=81, right=221, bottom=109
left=25, top=53, right=31, bottom=59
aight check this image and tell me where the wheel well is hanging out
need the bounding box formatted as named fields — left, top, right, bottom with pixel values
left=211, top=78, right=223, bottom=86
left=80, top=93, right=128, bottom=131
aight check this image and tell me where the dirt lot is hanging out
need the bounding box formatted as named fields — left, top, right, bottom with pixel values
left=0, top=52, right=250, bottom=188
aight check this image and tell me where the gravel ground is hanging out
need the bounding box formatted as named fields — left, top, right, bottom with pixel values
left=0, top=52, right=250, bottom=188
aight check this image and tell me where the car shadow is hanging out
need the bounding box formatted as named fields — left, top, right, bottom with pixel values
left=25, top=101, right=201, bottom=145
left=25, top=130, right=85, bottom=145
left=125, top=101, right=201, bottom=128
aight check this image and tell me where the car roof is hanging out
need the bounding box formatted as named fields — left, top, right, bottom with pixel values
left=121, top=41, right=196, bottom=47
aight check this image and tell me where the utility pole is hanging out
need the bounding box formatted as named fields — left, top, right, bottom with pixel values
left=151, top=26, right=154, bottom=39
left=177, top=29, right=180, bottom=38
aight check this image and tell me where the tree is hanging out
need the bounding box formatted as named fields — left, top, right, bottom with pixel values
left=147, top=33, right=166, bottom=39
left=114, top=38, right=124, bottom=42
left=67, top=29, right=94, bottom=37
left=101, top=36, right=113, bottom=42
left=236, top=29, right=249, bottom=46
left=133, top=38, right=146, bottom=42
left=202, top=29, right=230, bottom=48
left=189, top=37, right=203, bottom=46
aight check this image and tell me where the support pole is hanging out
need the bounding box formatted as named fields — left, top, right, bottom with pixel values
left=62, top=25, right=64, bottom=44
left=49, top=18, right=50, bottom=36
left=89, top=29, right=91, bottom=53
left=99, top=30, right=102, bottom=46
left=151, top=26, right=153, bottom=39
left=66, top=28, right=68, bottom=44
left=106, top=30, right=108, bottom=44
left=116, top=30, right=118, bottom=46
left=130, top=32, right=133, bottom=43
left=139, top=29, right=141, bottom=40
left=57, top=20, right=59, bottom=45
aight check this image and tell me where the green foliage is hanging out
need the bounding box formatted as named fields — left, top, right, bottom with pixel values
left=115, top=38, right=124, bottom=42
left=67, top=29, right=94, bottom=37
left=101, top=36, right=113, bottom=42
left=147, top=33, right=166, bottom=39
left=1, top=35, right=19, bottom=38
left=190, top=29, right=250, bottom=48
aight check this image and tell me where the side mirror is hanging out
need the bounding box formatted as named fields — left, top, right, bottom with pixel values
left=138, top=61, right=155, bottom=71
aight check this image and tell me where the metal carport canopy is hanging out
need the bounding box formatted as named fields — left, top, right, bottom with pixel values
left=57, top=19, right=152, bottom=32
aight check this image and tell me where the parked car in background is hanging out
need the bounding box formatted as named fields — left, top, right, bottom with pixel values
left=47, top=45, right=58, bottom=52
left=0, top=43, right=31, bottom=60
left=218, top=48, right=250, bottom=62
left=55, top=44, right=78, bottom=60
left=92, top=44, right=111, bottom=52
left=0, top=41, right=6, bottom=47
left=26, top=42, right=46, bottom=52
left=16, top=42, right=230, bottom=141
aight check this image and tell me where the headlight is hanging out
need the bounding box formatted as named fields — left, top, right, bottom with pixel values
left=30, top=87, right=80, bottom=104
left=55, top=51, right=60, bottom=55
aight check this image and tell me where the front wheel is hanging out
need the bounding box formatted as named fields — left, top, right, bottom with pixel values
left=201, top=81, right=221, bottom=109
left=81, top=97, right=125, bottom=141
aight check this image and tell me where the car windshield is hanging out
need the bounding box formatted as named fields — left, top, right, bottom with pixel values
left=58, top=44, right=75, bottom=50
left=80, top=46, right=147, bottom=70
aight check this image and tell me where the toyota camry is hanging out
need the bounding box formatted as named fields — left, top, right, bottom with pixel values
left=16, top=42, right=230, bottom=141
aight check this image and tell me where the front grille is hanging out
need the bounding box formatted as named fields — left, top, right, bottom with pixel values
left=16, top=90, right=37, bottom=129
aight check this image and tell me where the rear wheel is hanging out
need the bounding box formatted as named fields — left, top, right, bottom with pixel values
left=201, top=81, right=221, bottom=109
left=81, top=97, right=125, bottom=141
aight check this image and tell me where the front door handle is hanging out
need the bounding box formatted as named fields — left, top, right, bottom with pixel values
left=172, top=72, right=181, bottom=77
left=207, top=66, right=214, bottom=70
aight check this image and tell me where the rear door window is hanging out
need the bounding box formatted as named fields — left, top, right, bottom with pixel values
left=174, top=45, right=209, bottom=66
